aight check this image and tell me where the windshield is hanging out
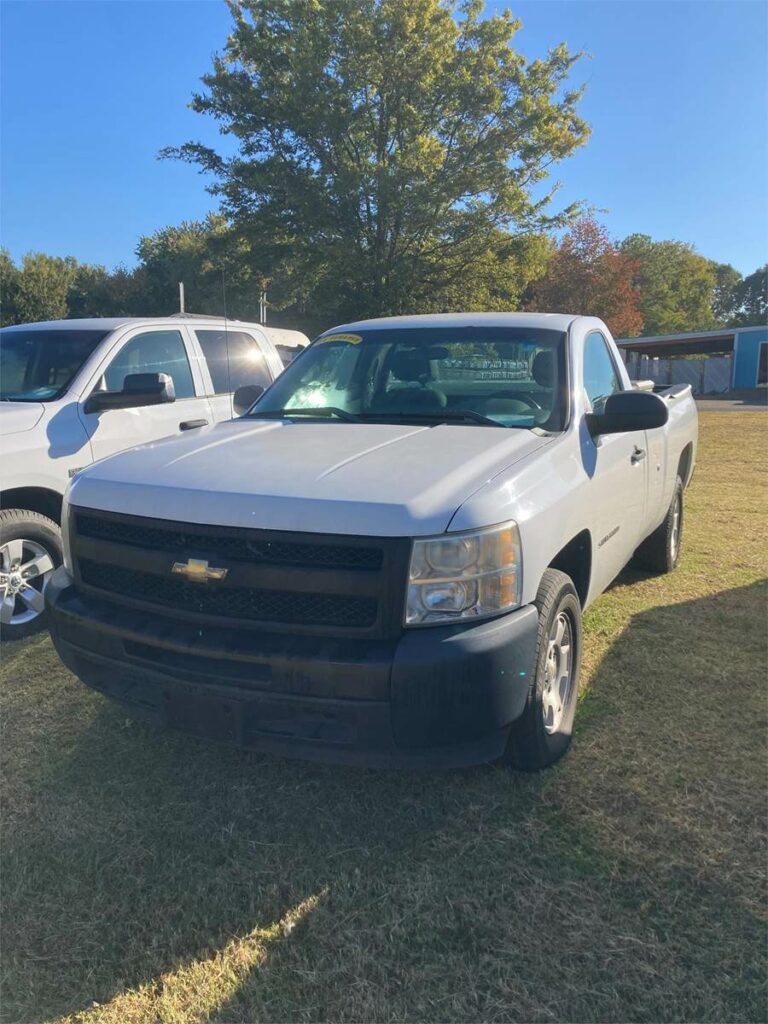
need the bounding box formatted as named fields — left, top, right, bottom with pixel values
left=0, top=328, right=109, bottom=401
left=252, top=326, right=568, bottom=430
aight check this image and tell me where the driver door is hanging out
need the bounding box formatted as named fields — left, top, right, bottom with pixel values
left=79, top=327, right=212, bottom=463
left=582, top=331, right=647, bottom=593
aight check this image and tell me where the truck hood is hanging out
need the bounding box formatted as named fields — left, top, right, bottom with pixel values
left=0, top=401, right=45, bottom=435
left=70, top=419, right=551, bottom=536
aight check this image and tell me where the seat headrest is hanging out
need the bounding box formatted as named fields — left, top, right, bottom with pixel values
left=532, top=350, right=555, bottom=387
left=390, top=348, right=430, bottom=383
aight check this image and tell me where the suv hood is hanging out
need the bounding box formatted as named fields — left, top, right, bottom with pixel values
left=0, top=401, right=45, bottom=435
left=70, top=419, right=551, bottom=536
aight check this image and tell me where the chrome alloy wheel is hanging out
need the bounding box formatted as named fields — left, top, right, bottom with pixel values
left=670, top=494, right=682, bottom=562
left=0, top=538, right=55, bottom=627
left=542, top=612, right=573, bottom=735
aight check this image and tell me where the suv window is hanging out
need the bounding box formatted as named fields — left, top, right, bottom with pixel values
left=195, top=330, right=273, bottom=394
left=102, top=330, right=195, bottom=398
left=583, top=332, right=622, bottom=413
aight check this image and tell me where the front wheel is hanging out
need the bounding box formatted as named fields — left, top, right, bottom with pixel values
left=502, top=568, right=583, bottom=771
left=0, top=510, right=62, bottom=641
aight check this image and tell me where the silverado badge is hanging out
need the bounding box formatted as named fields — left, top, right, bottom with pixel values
left=171, top=558, right=228, bottom=583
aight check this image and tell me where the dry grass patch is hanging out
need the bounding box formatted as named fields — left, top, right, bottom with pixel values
left=1, top=411, right=767, bottom=1024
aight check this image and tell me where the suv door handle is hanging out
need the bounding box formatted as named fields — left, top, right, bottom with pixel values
left=179, top=419, right=208, bottom=431
left=631, top=446, right=646, bottom=464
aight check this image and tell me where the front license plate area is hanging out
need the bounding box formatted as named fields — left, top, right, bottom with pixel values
left=163, top=685, right=243, bottom=743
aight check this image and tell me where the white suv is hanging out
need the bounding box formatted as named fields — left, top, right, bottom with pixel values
left=0, top=315, right=308, bottom=639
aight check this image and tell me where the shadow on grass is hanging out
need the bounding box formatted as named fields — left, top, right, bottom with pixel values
left=2, top=580, right=766, bottom=1023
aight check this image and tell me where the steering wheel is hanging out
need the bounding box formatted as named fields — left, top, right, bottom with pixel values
left=487, top=391, right=543, bottom=410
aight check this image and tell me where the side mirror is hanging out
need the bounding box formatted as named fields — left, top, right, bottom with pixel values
left=85, top=372, right=176, bottom=414
left=233, top=383, right=264, bottom=416
left=586, top=390, right=668, bottom=437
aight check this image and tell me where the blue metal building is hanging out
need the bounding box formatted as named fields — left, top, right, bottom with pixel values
left=616, top=325, right=768, bottom=394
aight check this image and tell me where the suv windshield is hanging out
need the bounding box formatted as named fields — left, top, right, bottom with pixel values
left=252, top=326, right=568, bottom=430
left=0, top=328, right=109, bottom=401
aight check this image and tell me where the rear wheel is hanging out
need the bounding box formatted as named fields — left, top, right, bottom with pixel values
left=633, top=477, right=684, bottom=574
left=0, top=510, right=61, bottom=641
left=502, top=568, right=582, bottom=771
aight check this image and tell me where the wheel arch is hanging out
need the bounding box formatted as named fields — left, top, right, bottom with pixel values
left=0, top=487, right=63, bottom=525
left=677, top=443, right=694, bottom=488
left=546, top=529, right=592, bottom=607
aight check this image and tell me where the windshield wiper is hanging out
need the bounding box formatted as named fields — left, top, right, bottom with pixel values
left=249, top=407, right=361, bottom=423
left=359, top=410, right=507, bottom=427
left=434, top=409, right=509, bottom=427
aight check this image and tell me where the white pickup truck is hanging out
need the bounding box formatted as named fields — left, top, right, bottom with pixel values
left=45, top=313, right=697, bottom=770
left=0, top=315, right=308, bottom=639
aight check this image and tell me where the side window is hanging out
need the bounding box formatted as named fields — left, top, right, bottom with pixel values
left=195, top=330, right=273, bottom=394
left=583, top=332, right=622, bottom=413
left=103, top=330, right=195, bottom=399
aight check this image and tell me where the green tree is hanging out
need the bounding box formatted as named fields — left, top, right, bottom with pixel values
left=14, top=253, right=78, bottom=323
left=0, top=248, right=21, bottom=326
left=710, top=262, right=742, bottom=326
left=731, top=264, right=767, bottom=327
left=619, top=234, right=717, bottom=335
left=66, top=263, right=146, bottom=318
left=164, top=0, right=589, bottom=324
left=135, top=214, right=264, bottom=319
left=409, top=231, right=552, bottom=314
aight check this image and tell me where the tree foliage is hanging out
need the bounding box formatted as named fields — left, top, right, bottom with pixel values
left=1, top=225, right=762, bottom=340
left=619, top=234, right=717, bottom=336
left=135, top=214, right=264, bottom=318
left=4, top=253, right=78, bottom=324
left=66, top=263, right=145, bottom=319
left=710, top=262, right=742, bottom=326
left=525, top=218, right=643, bottom=337
left=730, top=264, right=767, bottom=327
left=0, top=247, right=21, bottom=326
left=706, top=262, right=767, bottom=329
left=164, top=0, right=589, bottom=321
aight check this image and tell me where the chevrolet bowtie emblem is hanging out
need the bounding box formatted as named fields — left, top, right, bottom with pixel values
left=171, top=558, right=228, bottom=583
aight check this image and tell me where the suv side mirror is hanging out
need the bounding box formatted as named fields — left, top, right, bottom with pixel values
left=85, top=372, right=176, bottom=414
left=233, top=383, right=265, bottom=416
left=586, top=390, right=668, bottom=437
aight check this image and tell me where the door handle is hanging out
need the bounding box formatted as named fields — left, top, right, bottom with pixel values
left=631, top=446, right=646, bottom=464
left=179, top=419, right=208, bottom=431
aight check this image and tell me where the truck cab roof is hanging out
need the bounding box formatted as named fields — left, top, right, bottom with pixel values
left=326, top=312, right=581, bottom=335
left=0, top=315, right=271, bottom=334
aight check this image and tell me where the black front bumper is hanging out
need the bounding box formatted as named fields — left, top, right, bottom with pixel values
left=46, top=568, right=539, bottom=768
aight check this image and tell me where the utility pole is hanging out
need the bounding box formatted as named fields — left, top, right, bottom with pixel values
left=178, top=282, right=185, bottom=314
left=256, top=274, right=270, bottom=324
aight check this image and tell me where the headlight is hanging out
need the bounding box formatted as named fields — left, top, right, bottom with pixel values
left=406, top=521, right=522, bottom=626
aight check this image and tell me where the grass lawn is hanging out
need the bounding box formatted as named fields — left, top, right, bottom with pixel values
left=2, top=411, right=766, bottom=1024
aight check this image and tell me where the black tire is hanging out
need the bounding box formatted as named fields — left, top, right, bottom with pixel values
left=502, top=568, right=583, bottom=771
left=632, top=476, right=684, bottom=575
left=0, top=509, right=62, bottom=641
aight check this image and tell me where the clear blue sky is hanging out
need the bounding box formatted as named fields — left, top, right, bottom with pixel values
left=1, top=0, right=766, bottom=275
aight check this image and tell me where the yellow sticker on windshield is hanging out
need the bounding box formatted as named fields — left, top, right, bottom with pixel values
left=316, top=332, right=362, bottom=345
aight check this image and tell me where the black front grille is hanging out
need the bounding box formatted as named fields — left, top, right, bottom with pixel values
left=75, top=513, right=383, bottom=570
left=71, top=509, right=408, bottom=637
left=78, top=559, right=378, bottom=628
